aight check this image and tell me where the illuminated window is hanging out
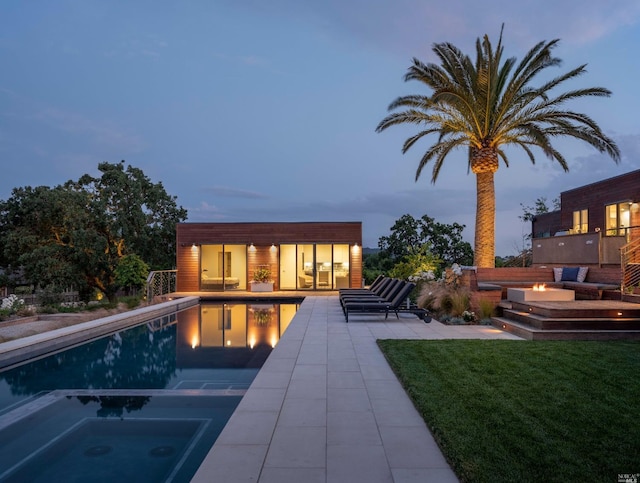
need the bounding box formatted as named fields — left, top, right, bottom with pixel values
left=200, top=244, right=247, bottom=291
left=278, top=243, right=351, bottom=290
left=605, top=202, right=631, bottom=236
left=572, top=209, right=588, bottom=233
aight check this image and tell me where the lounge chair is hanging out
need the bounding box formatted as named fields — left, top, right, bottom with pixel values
left=343, top=281, right=418, bottom=322
left=338, top=274, right=385, bottom=295
left=340, top=278, right=404, bottom=308
left=338, top=278, right=394, bottom=305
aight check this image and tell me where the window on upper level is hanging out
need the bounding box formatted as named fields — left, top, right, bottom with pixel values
left=605, top=202, right=631, bottom=236
left=572, top=209, right=588, bottom=233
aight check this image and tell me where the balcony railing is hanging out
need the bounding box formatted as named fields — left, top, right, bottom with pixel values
left=621, top=239, right=640, bottom=294
left=146, top=270, right=177, bottom=302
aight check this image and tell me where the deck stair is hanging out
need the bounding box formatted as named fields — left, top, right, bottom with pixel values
left=621, top=237, right=640, bottom=293
left=492, top=300, right=640, bottom=340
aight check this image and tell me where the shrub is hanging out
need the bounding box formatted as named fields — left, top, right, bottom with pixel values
left=477, top=298, right=496, bottom=320
left=450, top=291, right=470, bottom=317
left=253, top=267, right=271, bottom=283
left=416, top=263, right=474, bottom=322
left=36, top=287, right=65, bottom=307
left=120, top=295, right=142, bottom=309
left=115, top=254, right=149, bottom=296
left=1, top=294, right=25, bottom=314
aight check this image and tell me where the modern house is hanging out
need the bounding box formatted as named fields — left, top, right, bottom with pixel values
left=176, top=222, right=363, bottom=292
left=531, top=170, right=640, bottom=266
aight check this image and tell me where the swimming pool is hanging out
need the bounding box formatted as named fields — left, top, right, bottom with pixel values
left=0, top=299, right=301, bottom=482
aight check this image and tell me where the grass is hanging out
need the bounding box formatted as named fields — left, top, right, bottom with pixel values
left=377, top=339, right=640, bottom=483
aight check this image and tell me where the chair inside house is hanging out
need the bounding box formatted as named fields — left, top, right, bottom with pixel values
left=318, top=271, right=330, bottom=287
left=298, top=276, right=312, bottom=288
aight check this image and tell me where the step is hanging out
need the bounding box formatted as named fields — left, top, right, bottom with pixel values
left=492, top=317, right=640, bottom=341
left=502, top=309, right=640, bottom=330
left=509, top=301, right=640, bottom=319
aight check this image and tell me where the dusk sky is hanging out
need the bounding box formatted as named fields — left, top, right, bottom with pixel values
left=2, top=1, right=640, bottom=256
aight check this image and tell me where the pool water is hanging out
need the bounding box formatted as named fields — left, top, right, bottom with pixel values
left=0, top=300, right=300, bottom=482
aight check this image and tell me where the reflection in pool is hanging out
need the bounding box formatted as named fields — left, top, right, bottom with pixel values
left=0, top=299, right=301, bottom=482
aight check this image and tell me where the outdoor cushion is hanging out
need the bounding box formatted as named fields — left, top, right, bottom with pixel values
left=577, top=266, right=589, bottom=283
left=561, top=267, right=580, bottom=281
left=553, top=267, right=563, bottom=282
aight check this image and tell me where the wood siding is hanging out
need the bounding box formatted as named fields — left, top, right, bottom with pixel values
left=559, top=169, right=640, bottom=234
left=176, top=222, right=362, bottom=292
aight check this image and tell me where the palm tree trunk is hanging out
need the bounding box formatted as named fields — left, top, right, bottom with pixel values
left=474, top=171, right=495, bottom=267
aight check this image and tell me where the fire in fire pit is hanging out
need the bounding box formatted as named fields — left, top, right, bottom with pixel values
left=532, top=283, right=546, bottom=291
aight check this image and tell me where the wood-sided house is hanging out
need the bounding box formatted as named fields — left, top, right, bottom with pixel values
left=532, top=170, right=640, bottom=266
left=176, top=222, right=362, bottom=292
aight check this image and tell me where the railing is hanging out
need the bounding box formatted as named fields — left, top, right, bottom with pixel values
left=146, top=270, right=177, bottom=303
left=620, top=238, right=640, bottom=294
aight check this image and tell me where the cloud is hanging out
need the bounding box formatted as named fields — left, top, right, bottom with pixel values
left=31, top=107, right=145, bottom=153
left=203, top=185, right=271, bottom=200
left=104, top=34, right=168, bottom=60
left=230, top=0, right=640, bottom=56
left=188, top=201, right=230, bottom=221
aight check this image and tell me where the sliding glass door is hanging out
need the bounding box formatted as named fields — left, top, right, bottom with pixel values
left=200, top=244, right=247, bottom=291
left=279, top=243, right=350, bottom=290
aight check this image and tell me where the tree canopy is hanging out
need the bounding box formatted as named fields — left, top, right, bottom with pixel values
left=378, top=213, right=473, bottom=268
left=0, top=161, right=187, bottom=301
left=365, top=213, right=473, bottom=282
left=376, top=26, right=620, bottom=267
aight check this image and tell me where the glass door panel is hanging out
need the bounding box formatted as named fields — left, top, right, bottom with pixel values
left=225, top=244, right=246, bottom=290
left=279, top=244, right=297, bottom=290
left=298, top=244, right=314, bottom=289
left=316, top=244, right=332, bottom=289
left=333, top=244, right=350, bottom=289
left=200, top=244, right=223, bottom=291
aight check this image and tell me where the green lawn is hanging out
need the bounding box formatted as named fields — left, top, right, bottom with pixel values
left=377, top=339, right=640, bottom=483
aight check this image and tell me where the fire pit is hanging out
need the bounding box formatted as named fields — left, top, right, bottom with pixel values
left=507, top=284, right=575, bottom=302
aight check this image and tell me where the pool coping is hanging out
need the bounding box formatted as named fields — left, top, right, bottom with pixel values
left=0, top=297, right=199, bottom=369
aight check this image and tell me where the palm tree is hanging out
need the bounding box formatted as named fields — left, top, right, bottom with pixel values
left=376, top=27, right=620, bottom=267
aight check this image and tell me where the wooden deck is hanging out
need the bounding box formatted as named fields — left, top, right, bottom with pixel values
left=493, top=299, right=640, bottom=340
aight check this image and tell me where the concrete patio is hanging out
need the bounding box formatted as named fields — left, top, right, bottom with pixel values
left=191, top=295, right=522, bottom=483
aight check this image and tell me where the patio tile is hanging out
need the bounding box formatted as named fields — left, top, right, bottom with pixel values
left=215, top=410, right=279, bottom=445
left=378, top=425, right=449, bottom=468
left=327, top=410, right=382, bottom=446
left=286, top=378, right=327, bottom=399
left=264, top=426, right=326, bottom=468
left=190, top=444, right=268, bottom=483
left=258, top=467, right=326, bottom=483
left=327, top=386, right=371, bottom=412
left=391, top=468, right=459, bottom=483
left=327, top=444, right=393, bottom=483
left=278, top=397, right=326, bottom=427
left=327, top=371, right=365, bottom=389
